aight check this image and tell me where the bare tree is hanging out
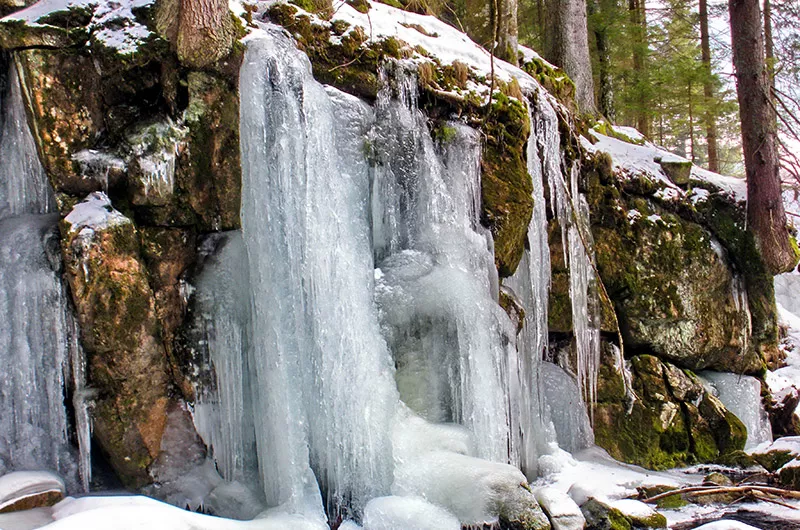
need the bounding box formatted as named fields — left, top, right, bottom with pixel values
left=544, top=0, right=597, bottom=113
left=729, top=0, right=798, bottom=273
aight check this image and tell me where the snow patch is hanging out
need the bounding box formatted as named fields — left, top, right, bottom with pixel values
left=63, top=192, right=130, bottom=235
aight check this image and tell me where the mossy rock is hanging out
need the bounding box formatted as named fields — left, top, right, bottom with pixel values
left=693, top=191, right=778, bottom=370
left=586, top=169, right=762, bottom=374
left=520, top=55, right=575, bottom=112
left=581, top=499, right=631, bottom=530
left=179, top=71, right=242, bottom=231
left=594, top=354, right=747, bottom=470
left=480, top=92, right=533, bottom=277
left=266, top=4, right=409, bottom=100
left=657, top=158, right=692, bottom=186
left=60, top=195, right=172, bottom=487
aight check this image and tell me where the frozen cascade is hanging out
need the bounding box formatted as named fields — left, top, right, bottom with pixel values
left=540, top=363, right=594, bottom=453
left=371, top=62, right=515, bottom=465
left=0, top=57, right=89, bottom=491
left=0, top=216, right=80, bottom=484
left=538, top=96, right=600, bottom=408
left=239, top=28, right=398, bottom=517
left=189, top=233, right=258, bottom=485
left=700, top=371, right=772, bottom=450
left=503, top=100, right=558, bottom=477
left=0, top=59, right=55, bottom=218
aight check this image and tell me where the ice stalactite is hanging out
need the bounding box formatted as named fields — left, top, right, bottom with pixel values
left=371, top=62, right=515, bottom=465
left=0, top=56, right=89, bottom=491
left=537, top=94, right=601, bottom=410
left=239, top=28, right=397, bottom=518
left=189, top=233, right=257, bottom=486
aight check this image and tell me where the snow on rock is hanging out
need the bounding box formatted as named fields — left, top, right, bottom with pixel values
left=0, top=472, right=65, bottom=513
left=750, top=436, right=800, bottom=459
left=533, top=487, right=585, bottom=530
left=33, top=495, right=328, bottom=530
left=63, top=192, right=130, bottom=236
left=693, top=522, right=762, bottom=530
left=1, top=0, right=157, bottom=55
left=536, top=446, right=687, bottom=506
left=258, top=0, right=541, bottom=95
left=584, top=129, right=747, bottom=203
left=609, top=499, right=660, bottom=521
left=391, top=450, right=533, bottom=525
left=361, top=496, right=460, bottom=530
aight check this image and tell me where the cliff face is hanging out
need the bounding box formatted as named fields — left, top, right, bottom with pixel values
left=0, top=0, right=777, bottom=500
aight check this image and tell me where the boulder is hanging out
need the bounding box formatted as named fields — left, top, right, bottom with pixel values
left=392, top=450, right=549, bottom=529
left=593, top=349, right=747, bottom=470
left=534, top=487, right=585, bottom=530
left=588, top=183, right=762, bottom=373
left=656, top=155, right=692, bottom=186
left=750, top=436, right=800, bottom=471
left=581, top=497, right=666, bottom=530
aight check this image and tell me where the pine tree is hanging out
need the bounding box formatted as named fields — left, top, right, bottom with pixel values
left=729, top=0, right=798, bottom=273
left=543, top=0, right=597, bottom=113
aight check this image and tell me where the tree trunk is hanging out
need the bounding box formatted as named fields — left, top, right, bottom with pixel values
left=729, top=0, right=798, bottom=274
left=590, top=0, right=615, bottom=120
left=699, top=0, right=719, bottom=172
left=764, top=0, right=775, bottom=91
left=688, top=80, right=695, bottom=163
left=464, top=0, right=519, bottom=65
left=544, top=0, right=597, bottom=113
left=629, top=0, right=649, bottom=136
left=156, top=0, right=235, bottom=69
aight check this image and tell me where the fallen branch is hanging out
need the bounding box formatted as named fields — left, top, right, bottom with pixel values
left=643, top=484, right=800, bottom=504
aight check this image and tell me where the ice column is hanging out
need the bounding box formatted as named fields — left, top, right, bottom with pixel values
left=239, top=28, right=398, bottom=517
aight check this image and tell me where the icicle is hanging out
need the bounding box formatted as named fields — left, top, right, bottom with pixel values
left=0, top=56, right=86, bottom=490
left=239, top=28, right=397, bottom=518
left=371, top=62, right=513, bottom=465
left=0, top=58, right=54, bottom=220
left=0, top=215, right=79, bottom=485
left=190, top=233, right=257, bottom=485
left=537, top=95, right=600, bottom=411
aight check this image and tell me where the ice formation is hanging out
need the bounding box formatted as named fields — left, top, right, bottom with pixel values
left=240, top=28, right=398, bottom=517
left=700, top=371, right=773, bottom=450
left=0, top=59, right=88, bottom=490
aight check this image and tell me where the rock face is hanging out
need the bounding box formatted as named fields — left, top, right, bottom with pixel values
left=593, top=347, right=747, bottom=469
left=586, top=163, right=762, bottom=374
left=59, top=194, right=194, bottom=487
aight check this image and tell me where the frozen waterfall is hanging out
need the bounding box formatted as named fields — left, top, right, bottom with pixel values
left=0, top=56, right=88, bottom=490
left=239, top=29, right=398, bottom=517
left=371, top=62, right=515, bottom=465
left=538, top=95, right=601, bottom=409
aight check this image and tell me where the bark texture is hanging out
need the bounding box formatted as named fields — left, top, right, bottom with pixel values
left=156, top=0, right=235, bottom=69
left=629, top=0, right=649, bottom=136
left=699, top=0, right=719, bottom=173
left=729, top=0, right=798, bottom=274
left=464, top=0, right=519, bottom=65
left=544, top=0, right=596, bottom=113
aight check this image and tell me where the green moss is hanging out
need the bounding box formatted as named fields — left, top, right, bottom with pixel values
left=432, top=122, right=457, bottom=144
left=520, top=55, right=576, bottom=111
left=376, top=0, right=404, bottom=8
left=480, top=92, right=533, bottom=277
left=655, top=494, right=688, bottom=510
left=346, top=0, right=371, bottom=13
left=753, top=450, right=795, bottom=471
